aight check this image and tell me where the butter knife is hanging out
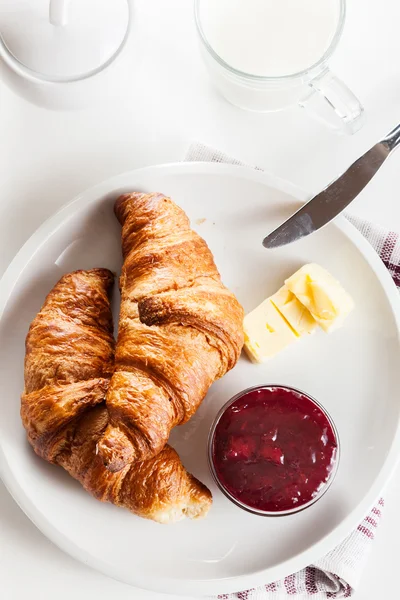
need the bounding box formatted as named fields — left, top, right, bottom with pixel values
left=263, top=123, right=400, bottom=249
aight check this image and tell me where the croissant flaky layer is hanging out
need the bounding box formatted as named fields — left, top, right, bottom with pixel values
left=58, top=405, right=211, bottom=523
left=21, top=269, right=115, bottom=462
left=21, top=269, right=212, bottom=523
left=97, top=192, right=244, bottom=470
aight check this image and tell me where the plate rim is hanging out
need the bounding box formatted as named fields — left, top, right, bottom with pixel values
left=0, top=161, right=399, bottom=595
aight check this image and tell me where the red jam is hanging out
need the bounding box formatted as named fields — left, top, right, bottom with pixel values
left=211, top=387, right=338, bottom=513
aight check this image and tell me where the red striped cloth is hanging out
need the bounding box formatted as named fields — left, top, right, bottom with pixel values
left=186, top=143, right=400, bottom=598
left=214, top=499, right=385, bottom=599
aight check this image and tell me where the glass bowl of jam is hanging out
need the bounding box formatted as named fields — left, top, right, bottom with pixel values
left=208, top=385, right=340, bottom=516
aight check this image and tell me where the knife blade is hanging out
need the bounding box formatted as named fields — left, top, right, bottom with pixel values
left=263, top=123, right=400, bottom=249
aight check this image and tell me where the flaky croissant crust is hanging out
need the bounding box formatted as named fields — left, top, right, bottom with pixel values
left=97, top=192, right=244, bottom=471
left=22, top=269, right=115, bottom=462
left=21, top=269, right=211, bottom=523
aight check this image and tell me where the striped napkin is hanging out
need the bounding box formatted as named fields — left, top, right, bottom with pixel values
left=185, top=142, right=400, bottom=599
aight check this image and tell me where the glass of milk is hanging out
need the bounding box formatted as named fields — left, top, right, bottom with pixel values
left=195, top=0, right=363, bottom=133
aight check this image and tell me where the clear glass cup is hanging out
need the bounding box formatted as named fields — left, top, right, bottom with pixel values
left=208, top=385, right=340, bottom=517
left=195, top=0, right=364, bottom=134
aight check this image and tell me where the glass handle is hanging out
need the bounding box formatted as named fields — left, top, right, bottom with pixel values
left=299, top=69, right=364, bottom=135
left=49, top=0, right=70, bottom=27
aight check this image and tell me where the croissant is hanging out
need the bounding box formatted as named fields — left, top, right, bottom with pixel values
left=58, top=406, right=211, bottom=523
left=97, top=192, right=244, bottom=471
left=21, top=269, right=211, bottom=523
left=22, top=268, right=115, bottom=462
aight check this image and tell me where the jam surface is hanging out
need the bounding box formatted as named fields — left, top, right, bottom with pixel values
left=212, top=387, right=338, bottom=513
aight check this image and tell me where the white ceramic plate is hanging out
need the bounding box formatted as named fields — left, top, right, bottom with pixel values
left=0, top=163, right=399, bottom=596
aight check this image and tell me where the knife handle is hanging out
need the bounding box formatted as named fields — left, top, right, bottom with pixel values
left=383, top=124, right=400, bottom=152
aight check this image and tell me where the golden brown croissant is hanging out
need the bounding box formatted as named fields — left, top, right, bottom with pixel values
left=97, top=192, right=244, bottom=471
left=21, top=268, right=115, bottom=462
left=58, top=406, right=211, bottom=523
left=21, top=269, right=212, bottom=523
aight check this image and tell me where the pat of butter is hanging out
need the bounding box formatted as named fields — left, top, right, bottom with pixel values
left=285, top=263, right=354, bottom=333
left=243, top=299, right=297, bottom=363
left=270, top=286, right=317, bottom=337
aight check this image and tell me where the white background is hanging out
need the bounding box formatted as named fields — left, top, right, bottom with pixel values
left=1, top=0, right=400, bottom=598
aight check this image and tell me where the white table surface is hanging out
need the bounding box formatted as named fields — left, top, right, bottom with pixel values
left=1, top=1, right=400, bottom=598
